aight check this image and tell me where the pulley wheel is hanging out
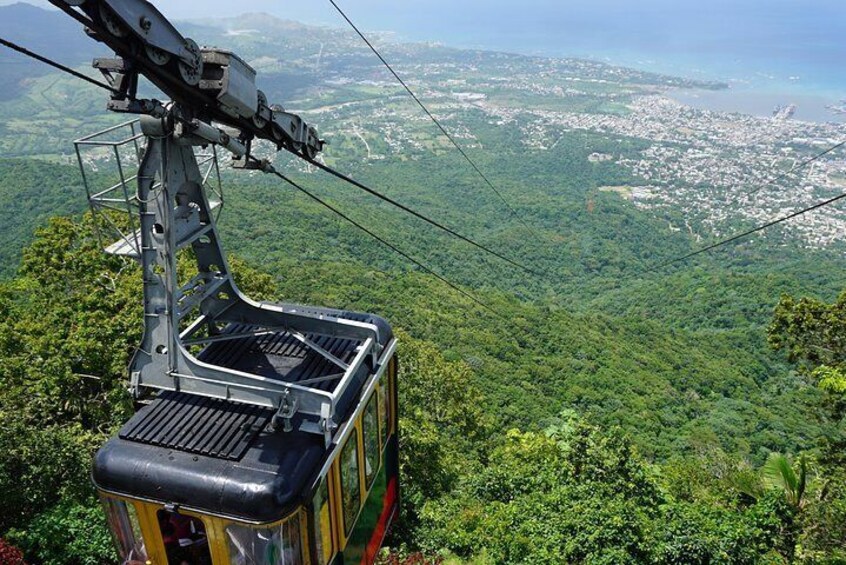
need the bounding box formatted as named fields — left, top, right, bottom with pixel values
left=253, top=90, right=269, bottom=129
left=145, top=45, right=171, bottom=66
left=302, top=142, right=317, bottom=161
left=269, top=104, right=285, bottom=141
left=99, top=3, right=127, bottom=38
left=178, top=38, right=203, bottom=86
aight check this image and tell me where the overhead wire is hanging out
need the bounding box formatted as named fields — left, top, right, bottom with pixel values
left=326, top=0, right=543, bottom=241
left=656, top=136, right=846, bottom=267
left=1, top=33, right=536, bottom=277
left=307, top=159, right=539, bottom=275
left=258, top=161, right=509, bottom=319
left=657, top=191, right=846, bottom=268
left=10, top=32, right=844, bottom=287
left=1, top=33, right=532, bottom=315
left=37, top=22, right=834, bottom=297
left=0, top=36, right=118, bottom=94
left=744, top=139, right=846, bottom=197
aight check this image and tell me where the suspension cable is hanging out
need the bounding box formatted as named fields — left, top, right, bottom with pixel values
left=1, top=34, right=539, bottom=288
left=261, top=163, right=508, bottom=318
left=658, top=191, right=846, bottom=267
left=745, top=139, right=846, bottom=197
left=1, top=34, right=537, bottom=276
left=308, top=159, right=538, bottom=275
left=0, top=36, right=118, bottom=94
left=326, top=0, right=542, bottom=241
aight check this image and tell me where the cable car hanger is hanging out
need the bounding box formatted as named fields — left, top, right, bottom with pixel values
left=45, top=0, right=392, bottom=445
left=35, top=0, right=530, bottom=441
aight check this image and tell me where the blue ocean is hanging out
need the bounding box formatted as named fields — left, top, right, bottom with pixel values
left=281, top=0, right=846, bottom=123
left=158, top=0, right=846, bottom=121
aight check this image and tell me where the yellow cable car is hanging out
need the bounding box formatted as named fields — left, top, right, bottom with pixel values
left=94, top=315, right=399, bottom=565
left=52, top=6, right=403, bottom=560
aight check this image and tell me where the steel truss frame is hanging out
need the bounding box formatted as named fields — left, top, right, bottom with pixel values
left=74, top=116, right=393, bottom=446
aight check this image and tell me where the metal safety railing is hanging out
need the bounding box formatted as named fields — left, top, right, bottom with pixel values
left=73, top=119, right=224, bottom=258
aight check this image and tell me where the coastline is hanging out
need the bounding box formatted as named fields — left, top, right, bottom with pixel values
left=560, top=49, right=846, bottom=125
left=668, top=86, right=846, bottom=124
left=420, top=35, right=846, bottom=125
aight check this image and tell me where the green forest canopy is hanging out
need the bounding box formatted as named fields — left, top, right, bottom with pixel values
left=0, top=215, right=844, bottom=563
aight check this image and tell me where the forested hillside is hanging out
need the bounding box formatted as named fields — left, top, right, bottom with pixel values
left=1, top=217, right=844, bottom=563
left=0, top=159, right=86, bottom=277
left=0, top=3, right=99, bottom=100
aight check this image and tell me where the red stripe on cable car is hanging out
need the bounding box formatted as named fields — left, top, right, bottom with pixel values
left=362, top=477, right=399, bottom=564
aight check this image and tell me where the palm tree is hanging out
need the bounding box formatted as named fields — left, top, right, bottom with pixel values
left=761, top=453, right=812, bottom=563
left=762, top=453, right=808, bottom=510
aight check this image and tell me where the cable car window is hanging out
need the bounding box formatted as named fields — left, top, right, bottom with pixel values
left=157, top=509, right=212, bottom=565
left=379, top=385, right=389, bottom=450
left=340, top=432, right=361, bottom=535
left=101, top=498, right=148, bottom=565
left=311, top=478, right=332, bottom=565
left=226, top=514, right=303, bottom=565
left=362, top=394, right=380, bottom=489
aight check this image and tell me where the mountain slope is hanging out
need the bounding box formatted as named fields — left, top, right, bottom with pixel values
left=0, top=3, right=101, bottom=100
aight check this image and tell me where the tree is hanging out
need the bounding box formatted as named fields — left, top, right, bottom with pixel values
left=769, top=292, right=846, bottom=422
left=391, top=331, right=491, bottom=549
left=416, top=419, right=660, bottom=563
left=763, top=453, right=808, bottom=510
left=768, top=291, right=846, bottom=561
left=6, top=499, right=115, bottom=565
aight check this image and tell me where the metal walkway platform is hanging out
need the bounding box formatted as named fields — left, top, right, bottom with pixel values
left=196, top=323, right=365, bottom=394
left=119, top=391, right=273, bottom=460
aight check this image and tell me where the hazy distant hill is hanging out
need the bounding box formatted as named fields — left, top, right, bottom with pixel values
left=0, top=3, right=102, bottom=100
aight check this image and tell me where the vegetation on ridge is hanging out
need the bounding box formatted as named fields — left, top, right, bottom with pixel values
left=0, top=216, right=844, bottom=563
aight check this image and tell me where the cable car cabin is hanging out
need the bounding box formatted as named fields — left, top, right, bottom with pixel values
left=93, top=311, right=399, bottom=565
left=60, top=35, right=398, bottom=563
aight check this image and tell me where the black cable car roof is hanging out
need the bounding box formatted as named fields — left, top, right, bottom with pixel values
left=94, top=396, right=326, bottom=523
left=93, top=307, right=393, bottom=523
